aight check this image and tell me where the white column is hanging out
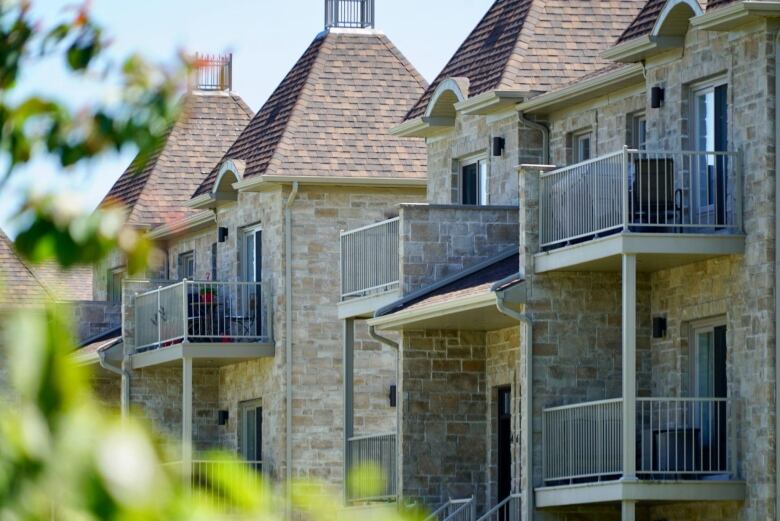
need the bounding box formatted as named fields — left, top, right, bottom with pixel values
left=343, top=318, right=354, bottom=503
left=622, top=254, right=637, bottom=481
left=621, top=500, right=636, bottom=521
left=182, top=356, right=193, bottom=478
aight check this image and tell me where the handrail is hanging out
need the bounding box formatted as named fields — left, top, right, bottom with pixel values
left=340, top=217, right=400, bottom=237
left=340, top=218, right=400, bottom=299
left=475, top=494, right=521, bottom=521
left=543, top=397, right=623, bottom=412
left=347, top=431, right=396, bottom=442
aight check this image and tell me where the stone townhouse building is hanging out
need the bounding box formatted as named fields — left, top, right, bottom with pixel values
left=337, top=0, right=780, bottom=520
left=80, top=0, right=429, bottom=507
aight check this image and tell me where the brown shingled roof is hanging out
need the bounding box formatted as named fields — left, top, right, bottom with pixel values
left=101, top=91, right=253, bottom=228
left=195, top=30, right=428, bottom=196
left=31, top=262, right=93, bottom=302
left=0, top=230, right=51, bottom=307
left=706, top=0, right=737, bottom=9
left=617, top=0, right=713, bottom=44
left=405, top=0, right=646, bottom=121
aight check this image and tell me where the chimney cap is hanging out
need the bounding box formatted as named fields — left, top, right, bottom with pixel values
left=325, top=0, right=375, bottom=30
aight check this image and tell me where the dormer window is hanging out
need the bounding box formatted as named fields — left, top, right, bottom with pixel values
left=461, top=156, right=488, bottom=206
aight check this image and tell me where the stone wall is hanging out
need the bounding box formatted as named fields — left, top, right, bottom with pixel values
left=427, top=112, right=520, bottom=206
left=399, top=205, right=518, bottom=295
left=71, top=301, right=121, bottom=342
left=400, top=329, right=488, bottom=510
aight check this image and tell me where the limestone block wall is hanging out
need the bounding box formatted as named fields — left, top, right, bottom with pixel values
left=398, top=205, right=518, bottom=295
left=400, top=329, right=488, bottom=509
left=427, top=113, right=520, bottom=206
left=71, top=301, right=121, bottom=342
left=165, top=226, right=219, bottom=281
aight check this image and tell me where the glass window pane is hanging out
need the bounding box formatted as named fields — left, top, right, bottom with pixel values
left=462, top=163, right=478, bottom=205
left=479, top=160, right=488, bottom=205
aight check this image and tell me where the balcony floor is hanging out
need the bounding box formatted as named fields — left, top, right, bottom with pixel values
left=534, top=232, right=745, bottom=273
left=535, top=479, right=746, bottom=508
left=131, top=341, right=274, bottom=369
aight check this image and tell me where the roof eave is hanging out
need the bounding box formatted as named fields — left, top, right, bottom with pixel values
left=237, top=174, right=426, bottom=191
left=692, top=1, right=780, bottom=31
left=367, top=291, right=498, bottom=331
left=186, top=192, right=237, bottom=210
left=602, top=35, right=684, bottom=63
left=390, top=116, right=455, bottom=138
left=518, top=64, right=645, bottom=115
left=146, top=211, right=216, bottom=241
left=455, top=90, right=527, bottom=116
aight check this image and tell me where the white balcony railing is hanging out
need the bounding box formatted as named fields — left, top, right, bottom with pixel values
left=539, top=148, right=742, bottom=250
left=345, top=432, right=396, bottom=502
left=134, top=281, right=272, bottom=352
left=542, top=397, right=736, bottom=484
left=475, top=494, right=521, bottom=521
left=424, top=497, right=476, bottom=521
left=166, top=460, right=263, bottom=510
left=340, top=218, right=400, bottom=299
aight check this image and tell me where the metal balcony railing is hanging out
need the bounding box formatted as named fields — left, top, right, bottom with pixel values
left=345, top=432, right=396, bottom=502
left=475, top=494, right=521, bottom=521
left=325, top=0, right=375, bottom=29
left=166, top=460, right=263, bottom=510
left=542, top=397, right=737, bottom=485
left=340, top=218, right=399, bottom=299
left=194, top=53, right=232, bottom=91
left=424, top=497, right=476, bottom=521
left=539, top=148, right=743, bottom=251
left=134, top=280, right=272, bottom=352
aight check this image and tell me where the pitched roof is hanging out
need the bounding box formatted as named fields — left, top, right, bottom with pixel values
left=405, top=0, right=646, bottom=120
left=194, top=30, right=428, bottom=196
left=617, top=0, right=714, bottom=44
left=0, top=230, right=51, bottom=307
left=377, top=252, right=519, bottom=317
left=101, top=91, right=253, bottom=228
left=706, top=0, right=737, bottom=9
left=31, top=262, right=93, bottom=302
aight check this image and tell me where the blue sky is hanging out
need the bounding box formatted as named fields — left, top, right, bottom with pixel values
left=1, top=0, right=493, bottom=236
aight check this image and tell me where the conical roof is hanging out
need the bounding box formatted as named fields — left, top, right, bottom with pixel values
left=101, top=91, right=253, bottom=228
left=405, top=0, right=646, bottom=120
left=194, top=29, right=428, bottom=196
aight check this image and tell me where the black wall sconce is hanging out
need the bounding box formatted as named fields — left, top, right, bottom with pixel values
left=217, top=410, right=229, bottom=425
left=652, top=316, right=667, bottom=339
left=651, top=86, right=665, bottom=109
left=218, top=227, right=229, bottom=243
left=492, top=136, right=505, bottom=157
left=389, top=385, right=397, bottom=408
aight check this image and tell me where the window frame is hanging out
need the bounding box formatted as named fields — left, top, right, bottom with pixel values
left=240, top=224, right=263, bottom=283
left=629, top=111, right=647, bottom=150
left=689, top=77, right=728, bottom=217
left=177, top=251, right=195, bottom=281
left=572, top=129, right=593, bottom=163
left=238, top=399, right=263, bottom=463
left=459, top=154, right=488, bottom=206
left=107, top=266, right=125, bottom=304
left=688, top=316, right=728, bottom=399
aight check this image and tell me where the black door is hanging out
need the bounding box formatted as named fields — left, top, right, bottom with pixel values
left=497, top=388, right=512, bottom=506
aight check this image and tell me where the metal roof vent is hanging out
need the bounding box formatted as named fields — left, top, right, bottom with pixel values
left=325, top=0, right=375, bottom=29
left=194, top=53, right=232, bottom=91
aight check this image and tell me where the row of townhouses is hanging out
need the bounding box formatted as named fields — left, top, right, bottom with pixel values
left=38, top=0, right=780, bottom=520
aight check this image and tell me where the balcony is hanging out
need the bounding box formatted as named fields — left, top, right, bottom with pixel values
left=165, top=459, right=265, bottom=511
left=131, top=280, right=273, bottom=368
left=345, top=432, right=397, bottom=503
left=537, top=397, right=745, bottom=508
left=339, top=218, right=401, bottom=318
left=535, top=148, right=745, bottom=273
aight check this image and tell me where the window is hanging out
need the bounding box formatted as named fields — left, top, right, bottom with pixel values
left=107, top=267, right=125, bottom=304
left=692, top=81, right=728, bottom=223
left=630, top=112, right=647, bottom=149
left=691, top=321, right=727, bottom=470
left=460, top=156, right=488, bottom=206
left=210, top=243, right=218, bottom=281
left=239, top=400, right=262, bottom=466
left=177, top=251, right=195, bottom=280
left=573, top=130, right=592, bottom=162
left=241, top=225, right=262, bottom=282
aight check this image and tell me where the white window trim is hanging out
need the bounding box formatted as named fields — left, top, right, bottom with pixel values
left=629, top=111, right=647, bottom=150
left=572, top=129, right=593, bottom=163
left=689, top=76, right=728, bottom=215
left=238, top=398, right=263, bottom=461
left=459, top=153, right=489, bottom=206
left=240, top=224, right=263, bottom=283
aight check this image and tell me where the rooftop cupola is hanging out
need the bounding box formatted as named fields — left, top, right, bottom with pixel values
left=193, top=53, right=233, bottom=92
left=325, top=0, right=374, bottom=30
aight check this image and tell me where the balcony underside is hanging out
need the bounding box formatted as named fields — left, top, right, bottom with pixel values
left=338, top=288, right=401, bottom=319
left=534, top=232, right=745, bottom=273
left=131, top=341, right=274, bottom=369
left=535, top=479, right=746, bottom=508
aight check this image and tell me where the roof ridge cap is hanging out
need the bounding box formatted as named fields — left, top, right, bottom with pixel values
left=375, top=33, right=429, bottom=92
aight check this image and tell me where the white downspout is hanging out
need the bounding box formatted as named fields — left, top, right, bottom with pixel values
left=494, top=292, right=533, bottom=521
left=285, top=181, right=299, bottom=518
left=98, top=347, right=130, bottom=416
left=518, top=111, right=550, bottom=165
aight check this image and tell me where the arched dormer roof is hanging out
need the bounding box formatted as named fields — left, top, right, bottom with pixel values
left=653, top=0, right=703, bottom=39
left=424, top=77, right=470, bottom=120
left=211, top=159, right=245, bottom=201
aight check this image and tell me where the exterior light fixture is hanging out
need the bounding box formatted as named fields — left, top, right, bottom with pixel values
left=651, top=86, right=665, bottom=109
left=218, top=227, right=229, bottom=243
left=492, top=136, right=506, bottom=157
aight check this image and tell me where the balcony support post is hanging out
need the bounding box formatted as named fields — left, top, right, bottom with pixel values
left=182, top=355, right=193, bottom=486
left=621, top=500, right=636, bottom=521
left=343, top=318, right=354, bottom=503
left=622, top=254, right=637, bottom=481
